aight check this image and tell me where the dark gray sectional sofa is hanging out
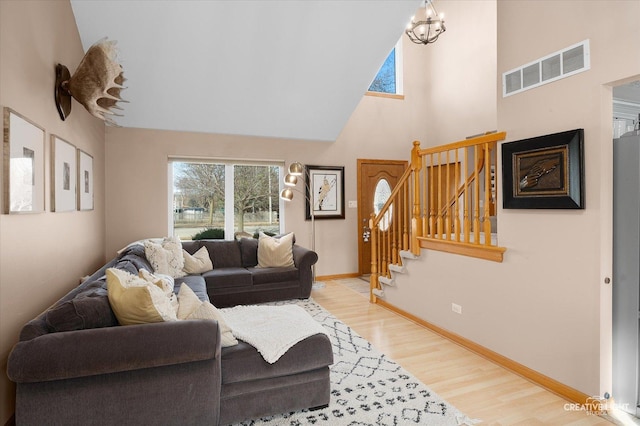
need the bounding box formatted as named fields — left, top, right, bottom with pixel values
left=7, top=238, right=332, bottom=425
left=182, top=237, right=317, bottom=307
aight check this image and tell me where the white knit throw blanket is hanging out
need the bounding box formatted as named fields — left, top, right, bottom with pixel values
left=220, top=304, right=328, bottom=364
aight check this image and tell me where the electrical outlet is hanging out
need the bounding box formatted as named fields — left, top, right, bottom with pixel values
left=451, top=303, right=462, bottom=314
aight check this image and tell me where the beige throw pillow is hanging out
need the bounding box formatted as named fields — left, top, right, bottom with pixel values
left=176, top=283, right=203, bottom=320
left=182, top=246, right=213, bottom=274
left=257, top=232, right=295, bottom=268
left=144, top=236, right=187, bottom=278
left=106, top=268, right=177, bottom=326
left=176, top=284, right=238, bottom=347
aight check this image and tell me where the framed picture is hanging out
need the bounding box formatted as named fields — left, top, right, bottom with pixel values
left=502, top=128, right=584, bottom=209
left=51, top=135, right=77, bottom=212
left=77, top=149, right=94, bottom=211
left=2, top=108, right=46, bottom=214
left=305, top=165, right=345, bottom=220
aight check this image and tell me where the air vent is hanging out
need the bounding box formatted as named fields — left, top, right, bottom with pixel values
left=503, top=40, right=590, bottom=97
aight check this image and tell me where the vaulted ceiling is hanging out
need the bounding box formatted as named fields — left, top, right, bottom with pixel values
left=70, top=0, right=420, bottom=141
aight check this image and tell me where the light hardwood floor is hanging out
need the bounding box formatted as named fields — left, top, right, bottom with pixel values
left=311, top=278, right=623, bottom=425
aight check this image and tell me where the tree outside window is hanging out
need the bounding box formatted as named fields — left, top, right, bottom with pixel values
left=172, top=161, right=282, bottom=240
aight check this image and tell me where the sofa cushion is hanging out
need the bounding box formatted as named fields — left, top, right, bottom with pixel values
left=106, top=268, right=177, bottom=325
left=174, top=275, right=209, bottom=302
left=248, top=267, right=299, bottom=285
left=114, top=259, right=139, bottom=276
left=202, top=268, right=252, bottom=289
left=139, top=269, right=178, bottom=312
left=221, top=333, right=333, bottom=385
left=182, top=246, right=213, bottom=274
left=200, top=240, right=242, bottom=268
left=257, top=232, right=294, bottom=268
left=45, top=280, right=117, bottom=332
left=46, top=294, right=118, bottom=332
left=144, top=237, right=187, bottom=278
left=177, top=283, right=238, bottom=347
left=181, top=240, right=201, bottom=255
left=116, top=243, right=153, bottom=272
left=239, top=237, right=259, bottom=267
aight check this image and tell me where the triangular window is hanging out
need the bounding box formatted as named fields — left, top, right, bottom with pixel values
left=368, top=39, right=403, bottom=96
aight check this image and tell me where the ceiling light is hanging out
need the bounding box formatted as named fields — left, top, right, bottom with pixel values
left=405, top=0, right=446, bottom=45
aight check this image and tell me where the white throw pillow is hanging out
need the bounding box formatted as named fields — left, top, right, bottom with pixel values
left=106, top=268, right=177, bottom=326
left=257, top=232, right=295, bottom=268
left=144, top=236, right=186, bottom=278
left=182, top=246, right=213, bottom=274
left=176, top=283, right=238, bottom=347
left=138, top=268, right=178, bottom=312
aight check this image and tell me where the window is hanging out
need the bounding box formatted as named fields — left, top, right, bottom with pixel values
left=170, top=160, right=283, bottom=240
left=373, top=178, right=393, bottom=231
left=367, top=39, right=403, bottom=96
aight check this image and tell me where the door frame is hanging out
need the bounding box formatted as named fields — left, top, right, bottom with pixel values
left=356, top=158, right=408, bottom=276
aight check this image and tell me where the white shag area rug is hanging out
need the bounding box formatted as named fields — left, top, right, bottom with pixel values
left=233, top=298, right=479, bottom=426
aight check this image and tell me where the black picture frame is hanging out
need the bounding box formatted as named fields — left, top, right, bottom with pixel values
left=502, top=129, right=584, bottom=209
left=305, top=165, right=345, bottom=220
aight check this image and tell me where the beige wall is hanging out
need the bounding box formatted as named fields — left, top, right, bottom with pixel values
left=104, top=37, right=433, bottom=275
left=421, top=0, right=498, bottom=144
left=0, top=1, right=106, bottom=423
left=385, top=0, right=640, bottom=397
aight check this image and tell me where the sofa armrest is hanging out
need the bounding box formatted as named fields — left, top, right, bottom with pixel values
left=293, top=244, right=318, bottom=294
left=8, top=319, right=220, bottom=383
left=292, top=244, right=318, bottom=269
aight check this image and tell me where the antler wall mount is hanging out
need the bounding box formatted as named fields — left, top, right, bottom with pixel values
left=55, top=37, right=127, bottom=125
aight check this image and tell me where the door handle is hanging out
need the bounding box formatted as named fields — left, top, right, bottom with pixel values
left=362, top=219, right=371, bottom=242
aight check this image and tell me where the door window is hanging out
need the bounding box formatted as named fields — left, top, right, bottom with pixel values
left=373, top=178, right=392, bottom=231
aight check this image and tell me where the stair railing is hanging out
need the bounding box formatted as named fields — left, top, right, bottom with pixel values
left=369, top=132, right=507, bottom=301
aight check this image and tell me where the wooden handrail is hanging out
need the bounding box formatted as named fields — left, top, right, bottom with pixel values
left=369, top=132, right=507, bottom=303
left=418, top=131, right=507, bottom=156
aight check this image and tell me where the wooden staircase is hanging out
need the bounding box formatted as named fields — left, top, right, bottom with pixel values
left=369, top=132, right=507, bottom=302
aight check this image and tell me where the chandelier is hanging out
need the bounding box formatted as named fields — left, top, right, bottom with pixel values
left=405, top=0, right=446, bottom=45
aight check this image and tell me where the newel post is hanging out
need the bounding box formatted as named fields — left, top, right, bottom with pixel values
left=410, top=141, right=422, bottom=256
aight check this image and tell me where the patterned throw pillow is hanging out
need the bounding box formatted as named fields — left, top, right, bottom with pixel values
left=182, top=246, right=213, bottom=274
left=106, top=268, right=177, bottom=326
left=257, top=232, right=295, bottom=268
left=138, top=269, right=178, bottom=312
left=177, top=283, right=238, bottom=347
left=144, top=236, right=187, bottom=278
